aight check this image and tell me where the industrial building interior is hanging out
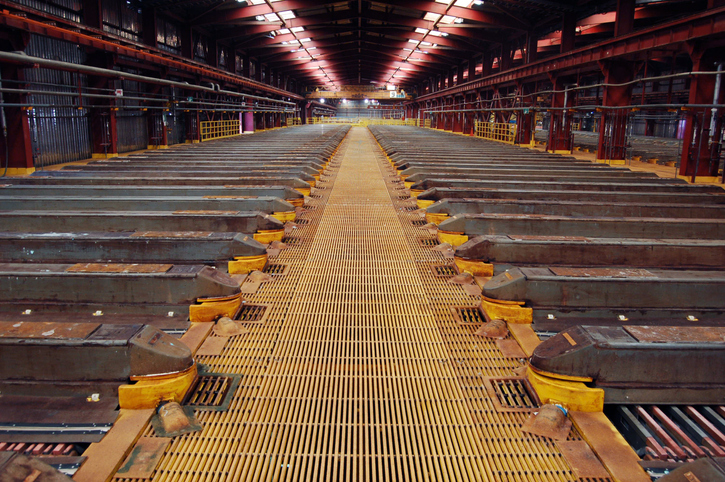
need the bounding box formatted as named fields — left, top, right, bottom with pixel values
left=0, top=0, right=724, bottom=480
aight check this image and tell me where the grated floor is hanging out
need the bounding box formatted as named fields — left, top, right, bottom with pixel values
left=118, top=127, right=580, bottom=482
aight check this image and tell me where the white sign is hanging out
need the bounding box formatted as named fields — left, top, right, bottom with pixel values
left=115, top=89, right=123, bottom=97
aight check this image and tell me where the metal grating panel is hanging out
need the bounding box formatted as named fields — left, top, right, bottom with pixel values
left=117, top=127, right=580, bottom=482
left=483, top=377, right=541, bottom=413
left=452, top=306, right=486, bottom=325
left=185, top=374, right=241, bottom=411
left=417, top=237, right=439, bottom=247
left=431, top=264, right=457, bottom=278
left=236, top=304, right=270, bottom=323
left=262, top=263, right=289, bottom=276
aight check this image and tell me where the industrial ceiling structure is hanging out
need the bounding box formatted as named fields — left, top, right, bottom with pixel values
left=138, top=0, right=704, bottom=90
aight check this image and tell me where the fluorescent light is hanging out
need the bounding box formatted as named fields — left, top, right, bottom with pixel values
left=255, top=15, right=265, bottom=21
left=408, top=39, right=418, bottom=44
left=249, top=0, right=265, bottom=4
left=440, top=15, right=456, bottom=23
left=290, top=26, right=304, bottom=33
left=435, top=0, right=453, bottom=4
left=299, top=38, right=311, bottom=43
left=429, top=30, right=443, bottom=36
left=415, top=28, right=429, bottom=34
left=264, top=13, right=279, bottom=21
left=424, top=12, right=441, bottom=21
left=454, top=0, right=474, bottom=6
left=420, top=41, right=432, bottom=46
left=454, top=17, right=464, bottom=23
left=278, top=10, right=295, bottom=19
left=278, top=28, right=290, bottom=34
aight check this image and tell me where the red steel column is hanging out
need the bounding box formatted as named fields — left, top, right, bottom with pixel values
left=0, top=64, right=34, bottom=174
left=679, top=48, right=723, bottom=179
left=597, top=60, right=634, bottom=164
left=547, top=77, right=574, bottom=154
left=453, top=95, right=463, bottom=133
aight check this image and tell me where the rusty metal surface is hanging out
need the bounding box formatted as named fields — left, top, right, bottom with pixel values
left=130, top=231, right=214, bottom=238
left=66, top=263, right=173, bottom=274
left=456, top=235, right=725, bottom=271
left=549, top=267, right=656, bottom=278
left=624, top=325, right=725, bottom=344
left=0, top=322, right=99, bottom=340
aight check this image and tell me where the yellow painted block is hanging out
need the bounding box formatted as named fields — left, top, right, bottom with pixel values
left=480, top=296, right=532, bottom=324
left=228, top=254, right=268, bottom=275
left=118, top=364, right=198, bottom=410
left=437, top=231, right=468, bottom=247
left=527, top=366, right=604, bottom=412
left=271, top=211, right=296, bottom=223
left=2, top=167, right=35, bottom=176
left=404, top=181, right=413, bottom=189
left=189, top=293, right=242, bottom=322
left=596, top=159, right=626, bottom=165
left=91, top=152, right=119, bottom=159
left=287, top=198, right=304, bottom=208
left=552, top=149, right=572, bottom=155
left=295, top=187, right=311, bottom=196
left=425, top=212, right=449, bottom=225
left=410, top=189, right=424, bottom=198
left=416, top=200, right=434, bottom=210
left=454, top=257, right=493, bottom=277
left=254, top=229, right=285, bottom=244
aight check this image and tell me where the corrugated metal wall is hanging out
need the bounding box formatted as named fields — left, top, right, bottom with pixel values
left=115, top=79, right=148, bottom=152
left=15, top=0, right=82, bottom=22
left=24, top=35, right=92, bottom=168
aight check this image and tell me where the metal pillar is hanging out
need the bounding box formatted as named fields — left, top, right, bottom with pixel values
left=679, top=49, right=724, bottom=180
left=0, top=64, right=34, bottom=174
left=243, top=109, right=254, bottom=133
left=547, top=77, right=574, bottom=154
left=597, top=60, right=634, bottom=164
left=147, top=111, right=168, bottom=149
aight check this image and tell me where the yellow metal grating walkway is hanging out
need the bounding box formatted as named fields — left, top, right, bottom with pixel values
left=118, top=126, right=581, bottom=482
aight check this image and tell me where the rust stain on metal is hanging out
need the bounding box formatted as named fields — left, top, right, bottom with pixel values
left=509, top=235, right=590, bottom=242
left=130, top=231, right=214, bottom=238
left=203, top=195, right=255, bottom=199
left=172, top=210, right=240, bottom=215
left=550, top=267, right=655, bottom=278
left=66, top=263, right=173, bottom=273
left=563, top=333, right=577, bottom=346
left=624, top=325, right=725, bottom=343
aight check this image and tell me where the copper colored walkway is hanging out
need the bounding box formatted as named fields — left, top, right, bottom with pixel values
left=116, top=127, right=580, bottom=482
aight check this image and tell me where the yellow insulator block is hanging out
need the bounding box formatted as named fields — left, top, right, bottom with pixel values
left=437, top=230, right=468, bottom=247
left=404, top=181, right=414, bottom=189
left=295, top=187, right=311, bottom=196
left=425, top=212, right=449, bottom=225
left=526, top=366, right=604, bottom=413
left=189, top=293, right=242, bottom=322
left=411, top=190, right=425, bottom=199
left=118, top=364, right=198, bottom=410
left=228, top=253, right=268, bottom=275
left=287, top=198, right=304, bottom=208
left=271, top=211, right=296, bottom=223
left=254, top=229, right=285, bottom=244
left=480, top=296, right=532, bottom=324
left=453, top=256, right=493, bottom=277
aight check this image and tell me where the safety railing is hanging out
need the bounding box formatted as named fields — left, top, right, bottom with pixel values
left=286, top=117, right=303, bottom=127
left=311, top=117, right=424, bottom=127
left=474, top=120, right=517, bottom=144
left=200, top=120, right=241, bottom=141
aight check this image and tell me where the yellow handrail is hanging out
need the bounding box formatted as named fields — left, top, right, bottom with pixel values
left=200, top=120, right=241, bottom=141
left=474, top=120, right=517, bottom=144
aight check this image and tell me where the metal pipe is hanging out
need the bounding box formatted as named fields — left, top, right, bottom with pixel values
left=0, top=51, right=296, bottom=107
left=709, top=62, right=723, bottom=143
left=0, top=69, right=7, bottom=177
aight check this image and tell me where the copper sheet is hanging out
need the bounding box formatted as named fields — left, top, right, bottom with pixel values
left=496, top=339, right=527, bottom=358
left=203, top=195, right=254, bottom=199
left=66, top=263, right=173, bottom=273
left=556, top=441, right=611, bottom=478
left=624, top=325, right=725, bottom=344
left=196, top=336, right=228, bottom=356
left=115, top=437, right=170, bottom=479
left=550, top=267, right=655, bottom=278
left=172, top=210, right=240, bottom=215
left=130, top=231, right=213, bottom=238
left=509, top=235, right=590, bottom=242
left=0, top=321, right=98, bottom=339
